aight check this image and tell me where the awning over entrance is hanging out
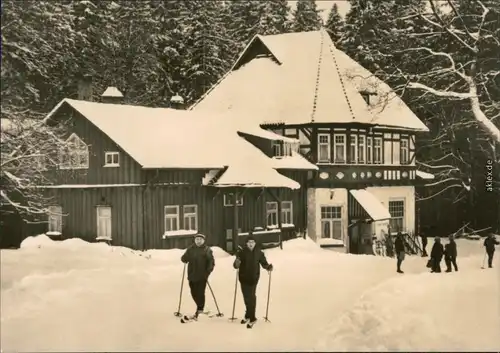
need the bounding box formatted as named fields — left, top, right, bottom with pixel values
left=349, top=189, right=391, bottom=221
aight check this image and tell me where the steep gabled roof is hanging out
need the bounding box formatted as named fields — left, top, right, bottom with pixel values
left=44, top=99, right=315, bottom=189
left=191, top=29, right=428, bottom=132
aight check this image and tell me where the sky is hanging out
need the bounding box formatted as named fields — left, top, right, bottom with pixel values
left=288, top=1, right=350, bottom=21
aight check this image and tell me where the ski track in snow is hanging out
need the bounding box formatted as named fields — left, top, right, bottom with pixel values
left=1, top=237, right=499, bottom=351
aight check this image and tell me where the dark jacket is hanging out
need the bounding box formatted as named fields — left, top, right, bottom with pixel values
left=394, top=235, right=405, bottom=253
left=431, top=241, right=444, bottom=259
left=444, top=240, right=457, bottom=258
left=181, top=244, right=215, bottom=282
left=484, top=236, right=500, bottom=253
left=233, top=246, right=271, bottom=285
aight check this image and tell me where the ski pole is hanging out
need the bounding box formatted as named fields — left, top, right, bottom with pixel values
left=263, top=271, right=272, bottom=323
left=207, top=281, right=224, bottom=317
left=229, top=270, right=238, bottom=321
left=174, top=263, right=187, bottom=317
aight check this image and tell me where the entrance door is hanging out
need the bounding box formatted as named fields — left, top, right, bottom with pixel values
left=96, top=206, right=112, bottom=241
left=320, top=206, right=343, bottom=243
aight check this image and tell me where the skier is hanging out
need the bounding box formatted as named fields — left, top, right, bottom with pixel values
left=420, top=231, right=428, bottom=257
left=483, top=233, right=500, bottom=268
left=394, top=231, right=405, bottom=273
left=180, top=234, right=215, bottom=319
left=430, top=237, right=444, bottom=273
left=444, top=234, right=458, bottom=272
left=233, top=234, right=273, bottom=328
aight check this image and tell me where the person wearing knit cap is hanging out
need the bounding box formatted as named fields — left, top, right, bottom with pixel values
left=233, top=232, right=273, bottom=326
left=181, top=233, right=215, bottom=318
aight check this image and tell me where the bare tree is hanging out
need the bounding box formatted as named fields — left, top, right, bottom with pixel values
left=1, top=114, right=68, bottom=222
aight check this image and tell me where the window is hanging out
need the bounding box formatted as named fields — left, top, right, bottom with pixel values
left=320, top=206, right=343, bottom=240
left=223, top=193, right=243, bottom=207
left=373, top=137, right=383, bottom=164
left=334, top=134, right=346, bottom=163
left=266, top=201, right=278, bottom=227
left=361, top=92, right=371, bottom=105
left=96, top=206, right=112, bottom=240
left=388, top=200, right=405, bottom=232
left=281, top=201, right=293, bottom=225
left=48, top=205, right=63, bottom=233
left=358, top=135, right=366, bottom=164
left=366, top=137, right=373, bottom=164
left=272, top=141, right=292, bottom=158
left=183, top=205, right=198, bottom=231
left=349, top=135, right=358, bottom=163
left=59, top=133, right=89, bottom=169
left=164, top=205, right=180, bottom=232
left=104, top=152, right=120, bottom=167
left=400, top=139, right=409, bottom=165
left=318, top=134, right=331, bottom=162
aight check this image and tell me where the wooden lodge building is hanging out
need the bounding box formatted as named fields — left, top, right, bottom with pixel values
left=31, top=29, right=433, bottom=254
left=37, top=90, right=318, bottom=252
left=190, top=29, right=434, bottom=254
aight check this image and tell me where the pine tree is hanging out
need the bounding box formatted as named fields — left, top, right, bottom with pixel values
left=324, top=3, right=344, bottom=46
left=291, top=0, right=323, bottom=32
left=259, top=0, right=292, bottom=35
left=182, top=0, right=232, bottom=102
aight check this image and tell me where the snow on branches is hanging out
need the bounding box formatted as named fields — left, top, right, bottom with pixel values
left=1, top=115, right=68, bottom=220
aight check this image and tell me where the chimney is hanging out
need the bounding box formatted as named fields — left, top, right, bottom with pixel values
left=101, top=86, right=124, bottom=104
left=170, top=93, right=185, bottom=110
left=77, top=74, right=93, bottom=101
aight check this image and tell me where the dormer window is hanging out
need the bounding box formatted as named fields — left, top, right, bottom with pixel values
left=104, top=152, right=120, bottom=167
left=360, top=91, right=376, bottom=105
left=272, top=140, right=295, bottom=158
left=59, top=133, right=89, bottom=170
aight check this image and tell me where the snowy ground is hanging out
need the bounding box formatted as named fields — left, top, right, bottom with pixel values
left=1, top=235, right=499, bottom=352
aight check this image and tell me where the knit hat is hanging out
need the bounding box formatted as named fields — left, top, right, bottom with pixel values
left=194, top=233, right=206, bottom=240
left=246, top=235, right=256, bottom=243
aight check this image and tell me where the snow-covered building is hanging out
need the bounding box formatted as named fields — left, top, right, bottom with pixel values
left=37, top=87, right=317, bottom=251
left=190, top=29, right=433, bottom=253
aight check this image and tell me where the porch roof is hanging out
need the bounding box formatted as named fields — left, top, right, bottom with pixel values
left=349, top=189, right=391, bottom=221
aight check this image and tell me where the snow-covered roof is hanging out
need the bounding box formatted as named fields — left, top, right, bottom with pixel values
left=349, top=189, right=392, bottom=221
left=191, top=29, right=428, bottom=132
left=101, top=87, right=124, bottom=98
left=170, top=94, right=184, bottom=104
left=44, top=99, right=304, bottom=189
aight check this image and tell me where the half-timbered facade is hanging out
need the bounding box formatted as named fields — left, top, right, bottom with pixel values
left=191, top=29, right=433, bottom=254
left=36, top=89, right=317, bottom=252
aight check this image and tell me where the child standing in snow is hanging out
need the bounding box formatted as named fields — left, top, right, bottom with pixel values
left=233, top=234, right=273, bottom=327
left=180, top=234, right=215, bottom=319
left=444, top=235, right=458, bottom=272
left=483, top=233, right=500, bottom=268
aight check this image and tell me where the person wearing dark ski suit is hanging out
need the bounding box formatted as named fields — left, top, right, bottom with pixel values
left=444, top=235, right=458, bottom=272
left=233, top=235, right=273, bottom=325
left=394, top=232, right=405, bottom=273
left=181, top=234, right=215, bottom=318
left=484, top=233, right=500, bottom=268
left=430, top=237, right=444, bottom=273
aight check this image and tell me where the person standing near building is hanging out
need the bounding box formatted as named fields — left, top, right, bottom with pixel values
left=444, top=234, right=458, bottom=272
left=484, top=233, right=500, bottom=268
left=233, top=234, right=273, bottom=328
left=181, top=234, right=215, bottom=319
left=421, top=231, right=428, bottom=257
left=430, top=237, right=444, bottom=273
left=394, top=232, right=405, bottom=274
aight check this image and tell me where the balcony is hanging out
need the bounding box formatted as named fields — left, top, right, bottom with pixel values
left=309, top=164, right=418, bottom=187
